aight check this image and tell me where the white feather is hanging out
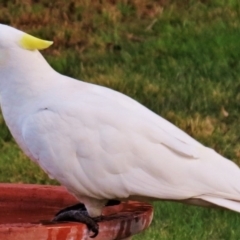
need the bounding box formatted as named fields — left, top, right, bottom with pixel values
left=1, top=24, right=240, bottom=217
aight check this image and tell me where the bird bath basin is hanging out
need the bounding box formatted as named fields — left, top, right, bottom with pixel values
left=0, top=184, right=153, bottom=240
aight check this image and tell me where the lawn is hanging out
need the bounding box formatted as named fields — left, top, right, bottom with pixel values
left=1, top=0, right=240, bottom=239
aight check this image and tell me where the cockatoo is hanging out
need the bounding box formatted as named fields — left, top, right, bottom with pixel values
left=1, top=24, right=240, bottom=237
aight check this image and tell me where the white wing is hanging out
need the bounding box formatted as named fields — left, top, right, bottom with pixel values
left=21, top=77, right=240, bottom=211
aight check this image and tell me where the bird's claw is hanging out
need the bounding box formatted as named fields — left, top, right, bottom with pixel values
left=53, top=209, right=99, bottom=238
left=52, top=200, right=120, bottom=238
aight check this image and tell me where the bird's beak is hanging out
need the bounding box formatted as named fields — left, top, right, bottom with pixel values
left=19, top=33, right=53, bottom=51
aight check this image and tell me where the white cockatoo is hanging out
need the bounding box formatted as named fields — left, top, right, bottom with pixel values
left=1, top=24, right=240, bottom=236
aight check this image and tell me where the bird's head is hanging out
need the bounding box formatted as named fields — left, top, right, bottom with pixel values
left=0, top=24, right=55, bottom=90
left=0, top=24, right=53, bottom=51
left=0, top=23, right=55, bottom=84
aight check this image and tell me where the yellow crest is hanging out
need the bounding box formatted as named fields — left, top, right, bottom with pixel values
left=19, top=33, right=53, bottom=50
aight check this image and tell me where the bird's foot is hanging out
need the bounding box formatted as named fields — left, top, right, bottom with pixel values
left=54, top=202, right=87, bottom=216
left=53, top=208, right=99, bottom=238
left=53, top=200, right=120, bottom=238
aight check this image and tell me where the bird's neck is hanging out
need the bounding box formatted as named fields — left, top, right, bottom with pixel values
left=0, top=50, right=56, bottom=98
left=0, top=50, right=57, bottom=115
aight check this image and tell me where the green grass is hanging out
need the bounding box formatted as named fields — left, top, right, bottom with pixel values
left=1, top=0, right=240, bottom=239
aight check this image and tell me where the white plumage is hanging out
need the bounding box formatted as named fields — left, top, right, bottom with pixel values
left=1, top=24, right=240, bottom=218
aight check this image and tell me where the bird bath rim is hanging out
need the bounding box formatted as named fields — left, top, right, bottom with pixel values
left=0, top=183, right=153, bottom=240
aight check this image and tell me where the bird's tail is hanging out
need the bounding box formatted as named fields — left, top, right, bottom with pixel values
left=183, top=148, right=240, bottom=213
left=198, top=196, right=240, bottom=212
left=178, top=195, right=240, bottom=213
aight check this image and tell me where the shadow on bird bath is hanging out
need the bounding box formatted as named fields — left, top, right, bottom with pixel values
left=0, top=184, right=153, bottom=240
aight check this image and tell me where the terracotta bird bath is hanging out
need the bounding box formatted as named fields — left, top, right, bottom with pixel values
left=0, top=184, right=153, bottom=240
